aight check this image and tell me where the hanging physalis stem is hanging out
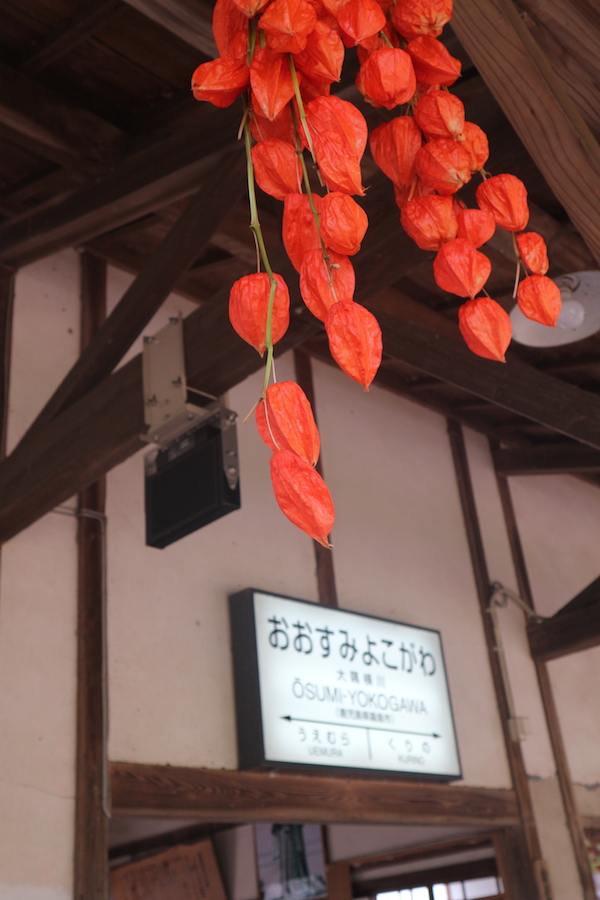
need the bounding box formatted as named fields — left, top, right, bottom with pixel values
left=511, top=232, right=522, bottom=298
left=288, top=55, right=319, bottom=171
left=379, top=30, right=394, bottom=49
left=243, top=108, right=278, bottom=396
left=291, top=104, right=339, bottom=302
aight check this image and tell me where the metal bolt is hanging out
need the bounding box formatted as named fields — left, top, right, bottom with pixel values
left=227, top=466, right=238, bottom=476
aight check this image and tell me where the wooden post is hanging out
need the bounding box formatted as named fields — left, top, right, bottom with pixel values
left=74, top=251, right=108, bottom=900
left=0, top=262, right=15, bottom=461
left=494, top=464, right=597, bottom=900
left=294, top=348, right=339, bottom=608
left=447, top=419, right=546, bottom=900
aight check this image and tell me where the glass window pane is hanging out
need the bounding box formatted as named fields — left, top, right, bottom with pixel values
left=464, top=876, right=500, bottom=899
left=448, top=884, right=465, bottom=900
left=412, top=888, right=430, bottom=900
left=376, top=893, right=401, bottom=900
left=432, top=885, right=449, bottom=900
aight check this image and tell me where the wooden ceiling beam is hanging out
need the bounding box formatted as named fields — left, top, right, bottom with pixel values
left=20, top=0, right=125, bottom=75
left=451, top=0, right=600, bottom=265
left=122, top=0, right=218, bottom=57
left=0, top=103, right=241, bottom=268
left=109, top=762, right=519, bottom=825
left=493, top=443, right=600, bottom=475
left=5, top=153, right=245, bottom=468
left=527, top=600, right=600, bottom=661
left=0, top=60, right=123, bottom=174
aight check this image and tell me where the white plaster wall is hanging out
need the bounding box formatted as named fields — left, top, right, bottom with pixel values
left=109, top=347, right=511, bottom=789
left=0, top=252, right=80, bottom=900
left=313, top=362, right=511, bottom=789
left=107, top=305, right=318, bottom=766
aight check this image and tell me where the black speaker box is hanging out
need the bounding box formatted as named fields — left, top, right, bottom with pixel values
left=145, top=413, right=240, bottom=548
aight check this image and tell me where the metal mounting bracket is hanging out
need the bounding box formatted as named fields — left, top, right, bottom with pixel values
left=142, top=316, right=219, bottom=447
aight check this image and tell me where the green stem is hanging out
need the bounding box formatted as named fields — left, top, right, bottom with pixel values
left=288, top=55, right=317, bottom=165
left=379, top=30, right=393, bottom=48
left=290, top=105, right=339, bottom=301
left=243, top=104, right=278, bottom=395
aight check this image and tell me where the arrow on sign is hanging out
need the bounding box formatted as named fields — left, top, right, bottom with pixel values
left=281, top=715, right=441, bottom=739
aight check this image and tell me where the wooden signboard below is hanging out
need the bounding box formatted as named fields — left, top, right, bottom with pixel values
left=110, top=838, right=228, bottom=900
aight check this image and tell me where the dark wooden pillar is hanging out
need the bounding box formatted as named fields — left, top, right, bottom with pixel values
left=0, top=262, right=15, bottom=461
left=74, top=251, right=108, bottom=899
left=447, top=420, right=547, bottom=900
left=494, top=464, right=596, bottom=900
left=294, top=348, right=338, bottom=608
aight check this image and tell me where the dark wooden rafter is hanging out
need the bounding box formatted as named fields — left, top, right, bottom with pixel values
left=0, top=60, right=123, bottom=174
left=74, top=252, right=108, bottom=900
left=493, top=464, right=597, bottom=898
left=20, top=0, right=125, bottom=75
left=109, top=762, right=519, bottom=825
left=6, top=152, right=245, bottom=464
left=0, top=102, right=241, bottom=268
left=451, top=0, right=600, bottom=264
left=493, top=444, right=600, bottom=475
left=123, top=0, right=218, bottom=57
left=527, top=576, right=600, bottom=661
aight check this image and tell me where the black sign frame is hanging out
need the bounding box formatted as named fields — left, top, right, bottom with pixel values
left=229, top=588, right=462, bottom=782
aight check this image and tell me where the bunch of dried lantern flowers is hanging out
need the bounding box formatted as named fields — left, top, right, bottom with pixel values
left=191, top=0, right=560, bottom=547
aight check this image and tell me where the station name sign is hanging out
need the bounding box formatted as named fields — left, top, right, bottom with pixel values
left=229, top=589, right=461, bottom=780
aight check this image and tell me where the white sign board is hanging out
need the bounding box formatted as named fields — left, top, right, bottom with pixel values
left=229, top=590, right=461, bottom=780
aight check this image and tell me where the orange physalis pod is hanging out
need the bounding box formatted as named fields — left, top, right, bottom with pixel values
left=319, top=192, right=368, bottom=255
left=312, top=129, right=365, bottom=195
left=433, top=237, right=492, bottom=297
left=356, top=22, right=399, bottom=63
left=250, top=46, right=296, bottom=121
left=191, top=57, right=249, bottom=108
left=356, top=48, right=417, bottom=110
left=231, top=0, right=270, bottom=17
left=282, top=192, right=323, bottom=271
left=391, top=0, right=453, bottom=41
left=400, top=194, right=458, bottom=251
left=476, top=173, right=529, bottom=232
left=337, top=0, right=387, bottom=45
left=517, top=275, right=561, bottom=326
left=325, top=300, right=383, bottom=389
left=251, top=139, right=302, bottom=200
left=516, top=232, right=549, bottom=275
left=305, top=95, right=368, bottom=160
left=413, top=89, right=465, bottom=141
left=212, top=0, right=249, bottom=57
left=458, top=297, right=512, bottom=362
left=256, top=381, right=321, bottom=465
left=250, top=104, right=296, bottom=143
left=260, top=0, right=317, bottom=54
left=229, top=273, right=290, bottom=354
left=293, top=20, right=345, bottom=85
left=456, top=208, right=496, bottom=248
left=458, top=121, right=489, bottom=173
left=394, top=179, right=434, bottom=209
left=369, top=116, right=423, bottom=187
left=300, top=249, right=355, bottom=319
left=270, top=449, right=335, bottom=547
left=414, top=139, right=471, bottom=195
left=406, top=36, right=461, bottom=86
left=299, top=78, right=331, bottom=103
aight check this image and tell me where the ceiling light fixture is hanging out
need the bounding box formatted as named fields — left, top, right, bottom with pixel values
left=510, top=271, right=600, bottom=347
